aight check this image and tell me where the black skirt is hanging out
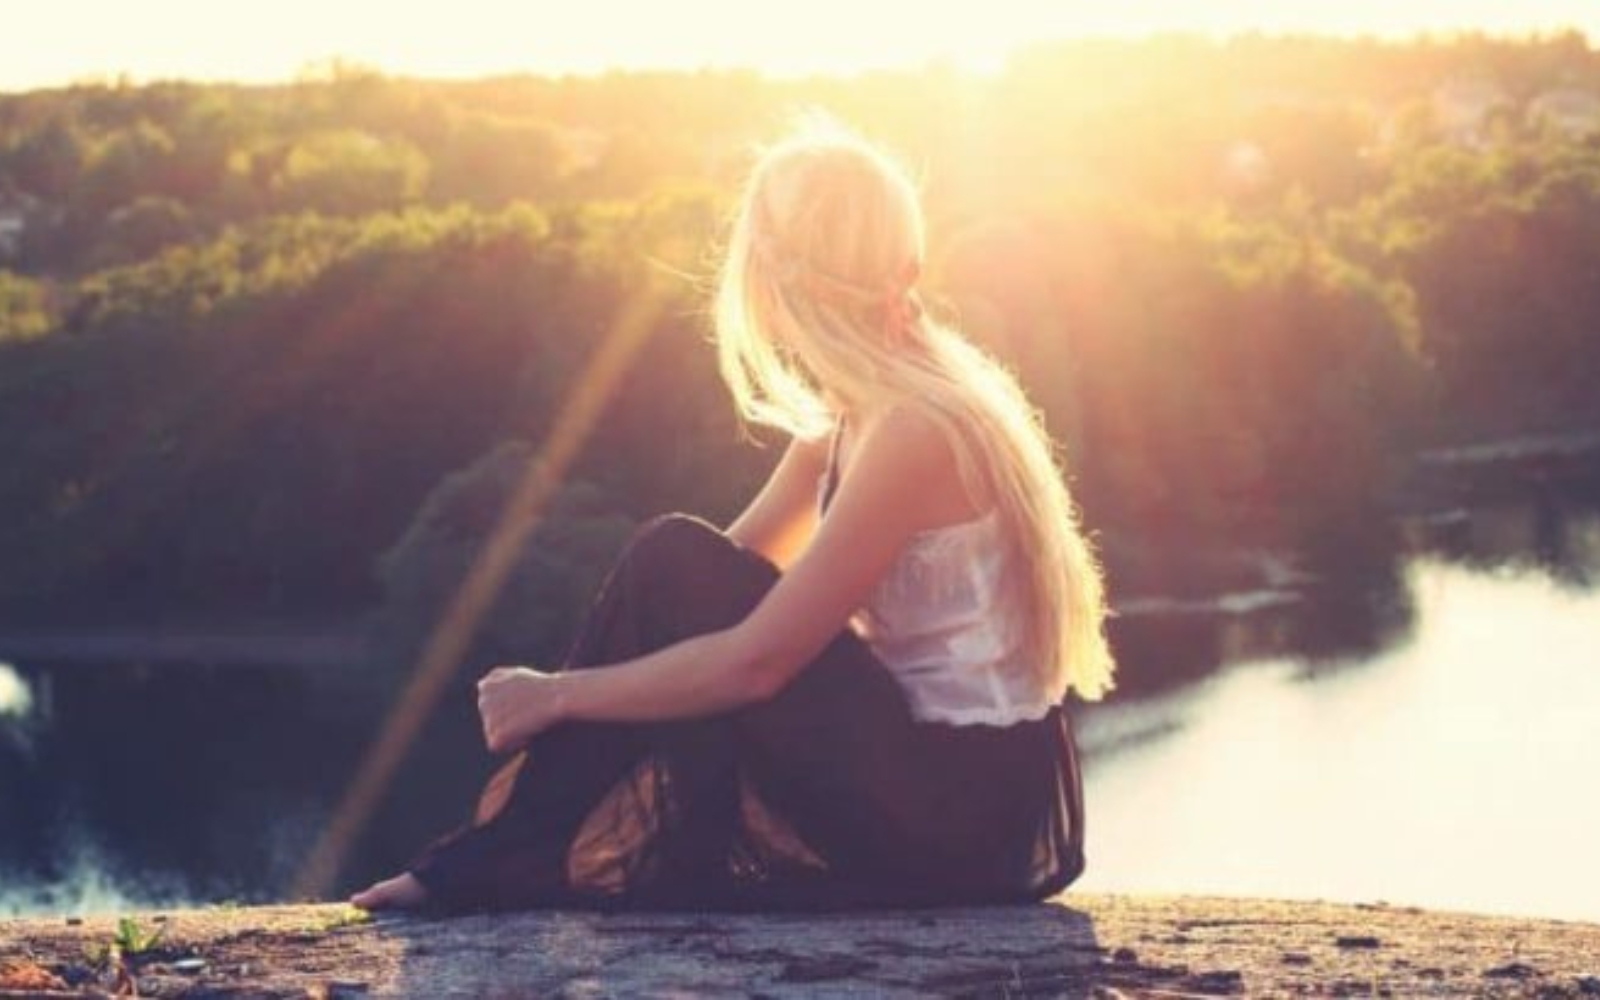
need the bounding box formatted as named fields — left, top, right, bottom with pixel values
left=404, top=513, right=1086, bottom=913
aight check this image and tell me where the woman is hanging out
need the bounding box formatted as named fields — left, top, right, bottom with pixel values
left=350, top=117, right=1116, bottom=913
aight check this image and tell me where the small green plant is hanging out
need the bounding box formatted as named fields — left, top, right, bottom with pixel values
left=312, top=904, right=373, bottom=932
left=82, top=916, right=165, bottom=968
left=113, top=916, right=165, bottom=956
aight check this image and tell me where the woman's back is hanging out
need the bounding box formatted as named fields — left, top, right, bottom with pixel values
left=817, top=417, right=1057, bottom=726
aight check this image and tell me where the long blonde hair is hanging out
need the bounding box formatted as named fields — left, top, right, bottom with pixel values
left=713, top=114, right=1115, bottom=703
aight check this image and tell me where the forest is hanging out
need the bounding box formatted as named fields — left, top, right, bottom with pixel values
left=2, top=32, right=1598, bottom=678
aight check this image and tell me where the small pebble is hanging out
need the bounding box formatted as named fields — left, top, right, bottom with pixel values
left=1281, top=952, right=1313, bottom=966
left=1483, top=961, right=1539, bottom=980
left=59, top=963, right=96, bottom=986
left=1183, top=969, right=1244, bottom=994
left=1111, top=947, right=1138, bottom=964
left=172, top=958, right=207, bottom=974
left=65, top=916, right=82, bottom=926
left=1335, top=935, right=1381, bottom=949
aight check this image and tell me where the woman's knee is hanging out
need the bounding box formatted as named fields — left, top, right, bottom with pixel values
left=616, top=513, right=778, bottom=632
left=630, top=511, right=723, bottom=549
left=621, top=513, right=771, bottom=581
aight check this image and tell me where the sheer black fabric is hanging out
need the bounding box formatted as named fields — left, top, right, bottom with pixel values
left=404, top=513, right=1086, bottom=913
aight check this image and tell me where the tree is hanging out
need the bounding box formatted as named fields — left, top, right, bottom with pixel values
left=3, top=119, right=89, bottom=200
left=373, top=443, right=637, bottom=676
left=0, top=270, right=50, bottom=340
left=269, top=129, right=430, bottom=216
left=89, top=196, right=197, bottom=268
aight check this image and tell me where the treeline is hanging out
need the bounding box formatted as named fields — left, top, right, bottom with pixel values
left=1, top=34, right=1598, bottom=664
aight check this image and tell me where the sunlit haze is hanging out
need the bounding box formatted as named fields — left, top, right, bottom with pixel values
left=6, top=0, right=1598, bottom=91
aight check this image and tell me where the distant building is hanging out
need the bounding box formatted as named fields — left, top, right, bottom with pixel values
left=1431, top=77, right=1514, bottom=148
left=1221, top=140, right=1271, bottom=192
left=553, top=125, right=607, bottom=173
left=0, top=190, right=33, bottom=262
left=1528, top=87, right=1600, bottom=138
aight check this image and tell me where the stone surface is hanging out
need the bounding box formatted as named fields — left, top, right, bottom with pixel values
left=2, top=893, right=1598, bottom=997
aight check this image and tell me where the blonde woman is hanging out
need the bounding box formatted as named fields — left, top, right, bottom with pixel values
left=351, top=118, right=1115, bottom=913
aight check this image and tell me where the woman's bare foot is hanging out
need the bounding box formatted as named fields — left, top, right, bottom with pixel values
left=348, top=872, right=429, bottom=911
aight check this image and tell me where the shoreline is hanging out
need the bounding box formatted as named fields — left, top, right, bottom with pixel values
left=5, top=421, right=1599, bottom=670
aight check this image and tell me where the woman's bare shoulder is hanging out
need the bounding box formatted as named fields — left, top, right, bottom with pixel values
left=850, top=406, right=980, bottom=529
left=864, top=404, right=943, bottom=447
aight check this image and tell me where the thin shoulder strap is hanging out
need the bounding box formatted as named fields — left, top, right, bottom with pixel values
left=821, top=415, right=846, bottom=511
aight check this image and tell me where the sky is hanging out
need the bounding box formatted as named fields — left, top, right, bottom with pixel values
left=5, top=0, right=1597, bottom=92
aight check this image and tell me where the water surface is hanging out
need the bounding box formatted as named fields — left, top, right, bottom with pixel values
left=1077, top=504, right=1600, bottom=923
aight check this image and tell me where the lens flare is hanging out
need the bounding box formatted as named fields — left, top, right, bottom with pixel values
left=290, top=278, right=669, bottom=901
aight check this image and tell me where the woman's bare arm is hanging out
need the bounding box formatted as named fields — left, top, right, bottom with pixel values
left=475, top=410, right=963, bottom=749
left=518, top=408, right=960, bottom=732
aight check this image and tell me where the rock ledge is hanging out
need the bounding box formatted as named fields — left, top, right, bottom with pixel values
left=3, top=893, right=1598, bottom=997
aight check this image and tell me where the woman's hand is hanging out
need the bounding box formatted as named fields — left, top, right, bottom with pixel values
left=476, top=665, right=566, bottom=754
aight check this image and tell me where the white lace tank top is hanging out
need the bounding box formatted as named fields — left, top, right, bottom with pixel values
left=818, top=419, right=1057, bottom=726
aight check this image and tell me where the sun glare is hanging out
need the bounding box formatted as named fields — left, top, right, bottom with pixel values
left=4, top=0, right=1596, bottom=91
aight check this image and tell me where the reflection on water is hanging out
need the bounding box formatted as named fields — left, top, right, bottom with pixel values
left=3, top=497, right=1598, bottom=919
left=0, top=662, right=31, bottom=719
left=0, top=653, right=496, bottom=916
left=1411, top=495, right=1600, bottom=591
left=1076, top=500, right=1600, bottom=923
